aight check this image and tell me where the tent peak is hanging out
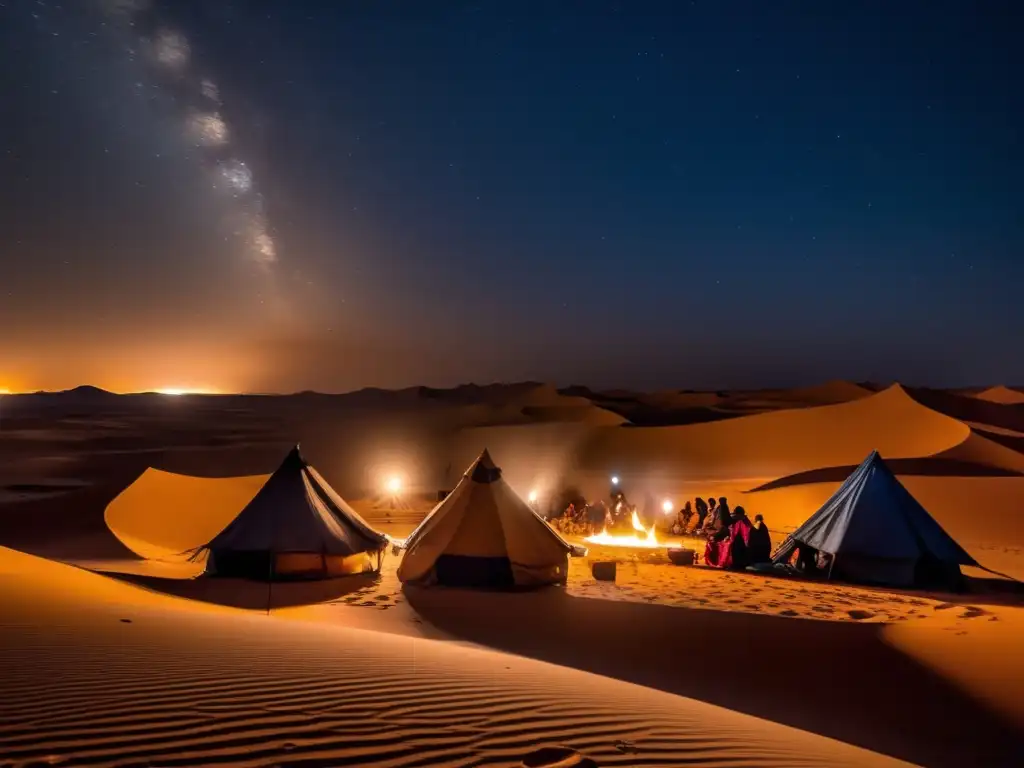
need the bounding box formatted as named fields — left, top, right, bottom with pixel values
left=467, top=449, right=502, bottom=483
left=280, top=444, right=307, bottom=470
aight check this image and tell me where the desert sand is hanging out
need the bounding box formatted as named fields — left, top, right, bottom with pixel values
left=1, top=380, right=1023, bottom=766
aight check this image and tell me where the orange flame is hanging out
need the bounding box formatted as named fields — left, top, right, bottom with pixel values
left=585, top=509, right=681, bottom=549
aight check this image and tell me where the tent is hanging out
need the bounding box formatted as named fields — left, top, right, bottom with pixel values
left=191, top=445, right=388, bottom=580
left=772, top=451, right=978, bottom=588
left=397, top=449, right=581, bottom=588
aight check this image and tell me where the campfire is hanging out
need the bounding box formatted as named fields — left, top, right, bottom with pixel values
left=585, top=510, right=681, bottom=549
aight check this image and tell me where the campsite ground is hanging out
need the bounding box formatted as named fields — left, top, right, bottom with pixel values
left=1, top=381, right=1023, bottom=766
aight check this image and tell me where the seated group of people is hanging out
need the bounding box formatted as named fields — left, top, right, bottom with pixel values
left=551, top=495, right=636, bottom=536
left=671, top=497, right=773, bottom=570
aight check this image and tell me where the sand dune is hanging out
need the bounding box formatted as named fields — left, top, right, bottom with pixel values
left=576, top=384, right=971, bottom=486
left=905, top=386, right=1024, bottom=434
left=0, top=476, right=144, bottom=561
left=933, top=430, right=1024, bottom=474
left=974, top=386, right=1024, bottom=405
left=723, top=380, right=873, bottom=409
left=0, top=546, right=909, bottom=768
left=104, top=469, right=269, bottom=558
left=446, top=383, right=1024, bottom=510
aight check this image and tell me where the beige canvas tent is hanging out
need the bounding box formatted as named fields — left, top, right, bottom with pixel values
left=397, top=449, right=581, bottom=588
left=191, top=445, right=388, bottom=579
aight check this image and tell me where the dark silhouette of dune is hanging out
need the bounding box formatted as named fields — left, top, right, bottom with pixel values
left=747, top=458, right=1024, bottom=493
left=0, top=474, right=144, bottom=561
left=905, top=386, right=1024, bottom=433
left=975, top=386, right=1024, bottom=405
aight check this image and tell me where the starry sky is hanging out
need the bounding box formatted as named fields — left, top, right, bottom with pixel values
left=1, top=0, right=1022, bottom=394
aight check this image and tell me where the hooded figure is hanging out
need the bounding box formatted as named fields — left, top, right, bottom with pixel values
left=705, top=505, right=753, bottom=569
left=693, top=497, right=709, bottom=533
left=748, top=513, right=773, bottom=564
left=707, top=497, right=732, bottom=540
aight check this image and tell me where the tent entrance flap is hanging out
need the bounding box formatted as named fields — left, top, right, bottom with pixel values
left=434, top=555, right=516, bottom=588
left=208, top=550, right=378, bottom=580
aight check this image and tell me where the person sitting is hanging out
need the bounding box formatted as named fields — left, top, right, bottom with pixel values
left=692, top=497, right=709, bottom=533
left=728, top=506, right=754, bottom=568
left=748, top=514, right=772, bottom=564
left=795, top=544, right=818, bottom=576
left=672, top=501, right=693, bottom=535
left=706, top=497, right=732, bottom=540
left=704, top=504, right=751, bottom=569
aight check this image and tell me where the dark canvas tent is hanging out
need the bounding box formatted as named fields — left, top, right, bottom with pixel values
left=397, top=449, right=580, bottom=588
left=191, top=445, right=388, bottom=579
left=772, top=451, right=978, bottom=588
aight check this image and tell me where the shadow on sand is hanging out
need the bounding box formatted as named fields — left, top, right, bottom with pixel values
left=0, top=472, right=146, bottom=561
left=405, top=587, right=1021, bottom=768
left=100, top=570, right=380, bottom=611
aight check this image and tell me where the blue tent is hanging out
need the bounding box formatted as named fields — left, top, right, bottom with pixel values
left=772, top=451, right=978, bottom=587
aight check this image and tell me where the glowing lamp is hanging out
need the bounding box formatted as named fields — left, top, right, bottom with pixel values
left=386, top=476, right=403, bottom=494
left=662, top=499, right=673, bottom=514
left=528, top=490, right=538, bottom=503
left=611, top=475, right=619, bottom=485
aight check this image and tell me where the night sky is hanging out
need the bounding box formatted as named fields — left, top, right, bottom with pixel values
left=2, top=0, right=1022, bottom=394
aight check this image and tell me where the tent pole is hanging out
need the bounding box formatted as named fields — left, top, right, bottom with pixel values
left=827, top=554, right=837, bottom=582
left=266, top=553, right=273, bottom=616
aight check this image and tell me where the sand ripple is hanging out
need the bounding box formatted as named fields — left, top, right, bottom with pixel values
left=0, top=551, right=907, bottom=768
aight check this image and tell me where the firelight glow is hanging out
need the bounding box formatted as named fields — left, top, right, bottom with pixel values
left=662, top=499, right=673, bottom=514
left=386, top=476, right=403, bottom=494
left=528, top=490, right=538, bottom=503
left=585, top=509, right=680, bottom=549
left=610, top=475, right=619, bottom=485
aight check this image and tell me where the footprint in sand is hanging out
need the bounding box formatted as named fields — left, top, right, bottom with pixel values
left=725, top=598, right=742, bottom=604
left=847, top=610, right=874, bottom=620
left=933, top=603, right=956, bottom=611
left=613, top=739, right=639, bottom=754
left=811, top=605, right=834, bottom=614
left=520, top=746, right=598, bottom=767
left=779, top=609, right=800, bottom=617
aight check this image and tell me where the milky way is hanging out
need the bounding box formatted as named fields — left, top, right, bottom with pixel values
left=99, top=0, right=277, bottom=269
